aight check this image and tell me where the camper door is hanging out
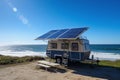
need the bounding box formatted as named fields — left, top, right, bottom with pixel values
left=70, top=42, right=81, bottom=60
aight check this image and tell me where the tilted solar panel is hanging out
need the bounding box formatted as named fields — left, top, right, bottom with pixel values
left=35, top=30, right=58, bottom=40
left=58, top=28, right=87, bottom=39
left=35, top=27, right=88, bottom=40
left=48, top=29, right=69, bottom=39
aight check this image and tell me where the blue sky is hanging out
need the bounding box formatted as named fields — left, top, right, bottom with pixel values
left=0, top=0, right=120, bottom=45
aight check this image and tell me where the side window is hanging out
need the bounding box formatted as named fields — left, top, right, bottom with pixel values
left=84, top=43, right=90, bottom=51
left=61, top=43, right=69, bottom=49
left=51, top=43, right=57, bottom=49
left=72, top=43, right=79, bottom=51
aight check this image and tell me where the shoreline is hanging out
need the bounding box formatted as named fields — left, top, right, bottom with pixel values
left=1, top=51, right=120, bottom=61
left=0, top=44, right=120, bottom=61
left=0, top=53, right=120, bottom=61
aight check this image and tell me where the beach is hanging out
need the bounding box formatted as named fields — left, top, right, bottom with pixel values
left=0, top=61, right=120, bottom=80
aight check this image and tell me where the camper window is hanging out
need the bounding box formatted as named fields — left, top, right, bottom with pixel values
left=72, top=43, right=79, bottom=51
left=51, top=43, right=57, bottom=49
left=61, top=43, right=69, bottom=49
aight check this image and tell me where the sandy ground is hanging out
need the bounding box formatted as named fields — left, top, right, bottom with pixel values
left=0, top=61, right=120, bottom=80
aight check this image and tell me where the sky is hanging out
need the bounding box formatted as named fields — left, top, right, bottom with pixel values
left=0, top=0, right=120, bottom=45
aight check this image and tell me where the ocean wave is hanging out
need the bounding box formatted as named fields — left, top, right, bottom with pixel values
left=90, top=51, right=120, bottom=61
left=0, top=50, right=120, bottom=61
left=99, top=48, right=120, bottom=50
left=0, top=50, right=47, bottom=57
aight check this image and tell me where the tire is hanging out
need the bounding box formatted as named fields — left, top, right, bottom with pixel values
left=56, top=57, right=62, bottom=64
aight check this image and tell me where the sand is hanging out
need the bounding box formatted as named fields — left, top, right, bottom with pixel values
left=0, top=61, right=120, bottom=80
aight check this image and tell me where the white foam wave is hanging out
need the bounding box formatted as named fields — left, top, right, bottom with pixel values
left=0, top=50, right=47, bottom=57
left=90, top=51, right=120, bottom=61
left=0, top=50, right=120, bottom=60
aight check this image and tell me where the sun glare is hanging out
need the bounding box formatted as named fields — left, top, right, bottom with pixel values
left=13, top=7, right=17, bottom=12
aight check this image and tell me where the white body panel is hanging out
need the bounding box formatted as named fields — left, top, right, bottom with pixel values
left=47, top=39, right=90, bottom=52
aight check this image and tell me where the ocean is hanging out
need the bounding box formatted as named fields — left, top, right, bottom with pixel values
left=0, top=44, right=120, bottom=61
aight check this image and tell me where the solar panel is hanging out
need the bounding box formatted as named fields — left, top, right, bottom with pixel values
left=35, top=27, right=88, bottom=40
left=58, top=28, right=87, bottom=39
left=48, top=29, right=69, bottom=39
left=35, top=30, right=58, bottom=40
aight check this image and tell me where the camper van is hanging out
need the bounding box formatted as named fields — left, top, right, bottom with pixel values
left=36, top=27, right=91, bottom=65
left=46, top=38, right=90, bottom=63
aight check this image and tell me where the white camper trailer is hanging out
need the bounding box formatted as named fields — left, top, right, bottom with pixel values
left=36, top=27, right=91, bottom=65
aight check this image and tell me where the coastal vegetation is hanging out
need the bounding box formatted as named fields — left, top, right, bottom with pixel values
left=0, top=55, right=120, bottom=69
left=99, top=60, right=120, bottom=68
left=0, top=55, right=44, bottom=65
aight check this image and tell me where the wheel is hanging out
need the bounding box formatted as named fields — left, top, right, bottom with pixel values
left=56, top=57, right=62, bottom=64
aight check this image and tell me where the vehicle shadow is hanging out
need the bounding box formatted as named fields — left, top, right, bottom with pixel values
left=67, top=62, right=120, bottom=80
